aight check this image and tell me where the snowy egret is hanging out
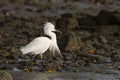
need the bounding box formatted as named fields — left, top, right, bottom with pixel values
left=20, top=22, right=62, bottom=60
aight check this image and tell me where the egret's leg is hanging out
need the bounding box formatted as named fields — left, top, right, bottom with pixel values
left=53, top=50, right=55, bottom=57
left=40, top=54, right=42, bottom=60
left=31, top=54, right=37, bottom=61
left=53, top=52, right=55, bottom=57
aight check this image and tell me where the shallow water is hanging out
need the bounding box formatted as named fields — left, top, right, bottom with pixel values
left=10, top=71, right=120, bottom=80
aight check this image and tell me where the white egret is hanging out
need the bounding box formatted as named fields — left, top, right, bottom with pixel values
left=20, top=22, right=62, bottom=60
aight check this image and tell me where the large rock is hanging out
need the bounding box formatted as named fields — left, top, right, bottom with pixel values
left=59, top=31, right=82, bottom=51
left=95, top=10, right=120, bottom=25
left=65, top=31, right=82, bottom=51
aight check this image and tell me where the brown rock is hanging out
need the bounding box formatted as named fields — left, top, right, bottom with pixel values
left=65, top=31, right=82, bottom=51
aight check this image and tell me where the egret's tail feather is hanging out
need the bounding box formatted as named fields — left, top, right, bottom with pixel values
left=20, top=47, right=28, bottom=54
left=49, top=45, right=63, bottom=58
left=20, top=48, right=24, bottom=53
left=55, top=47, right=63, bottom=58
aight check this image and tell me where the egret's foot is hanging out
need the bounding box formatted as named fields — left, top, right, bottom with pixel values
left=35, top=59, right=44, bottom=64
left=31, top=54, right=37, bottom=62
left=31, top=58, right=34, bottom=62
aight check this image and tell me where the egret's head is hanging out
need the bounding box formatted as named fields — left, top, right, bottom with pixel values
left=44, top=22, right=61, bottom=34
left=44, top=22, right=55, bottom=31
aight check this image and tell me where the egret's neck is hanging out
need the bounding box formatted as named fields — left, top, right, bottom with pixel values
left=46, top=31, right=57, bottom=43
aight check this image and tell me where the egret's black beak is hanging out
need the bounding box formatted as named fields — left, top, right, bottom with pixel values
left=55, top=29, right=62, bottom=34
left=53, top=29, right=62, bottom=34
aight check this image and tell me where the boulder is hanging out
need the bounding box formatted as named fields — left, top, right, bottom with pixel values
left=59, top=31, right=82, bottom=51
left=56, top=13, right=78, bottom=30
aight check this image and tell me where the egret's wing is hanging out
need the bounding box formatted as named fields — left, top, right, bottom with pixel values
left=21, top=37, right=51, bottom=54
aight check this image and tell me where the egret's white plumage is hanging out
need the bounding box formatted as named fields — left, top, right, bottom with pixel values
left=20, top=22, right=62, bottom=60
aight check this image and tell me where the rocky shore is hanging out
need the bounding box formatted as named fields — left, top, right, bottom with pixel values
left=0, top=0, right=120, bottom=80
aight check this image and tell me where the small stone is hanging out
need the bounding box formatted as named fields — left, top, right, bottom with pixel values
left=0, top=70, right=13, bottom=80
